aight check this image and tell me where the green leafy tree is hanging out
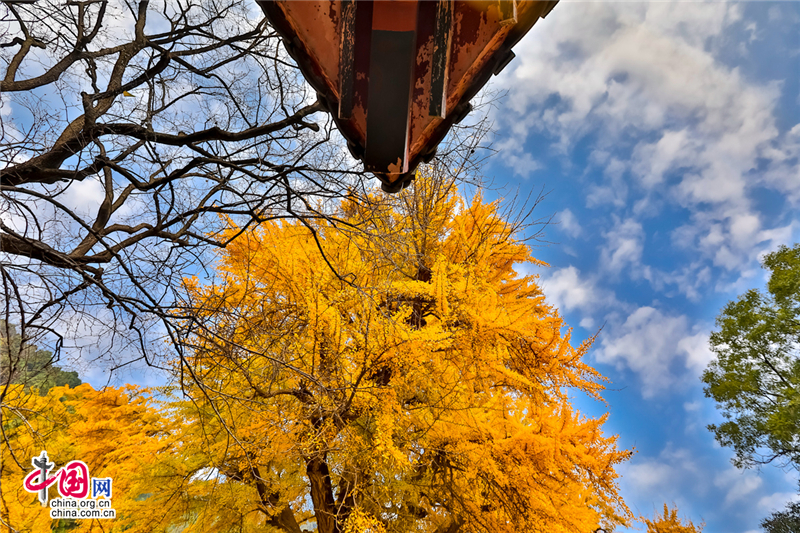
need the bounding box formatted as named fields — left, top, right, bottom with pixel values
left=761, top=501, right=800, bottom=533
left=702, top=243, right=800, bottom=469
left=0, top=322, right=81, bottom=395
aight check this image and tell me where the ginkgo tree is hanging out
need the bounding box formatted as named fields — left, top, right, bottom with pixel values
left=159, top=172, right=633, bottom=533
left=0, top=382, right=175, bottom=533
left=642, top=504, right=703, bottom=533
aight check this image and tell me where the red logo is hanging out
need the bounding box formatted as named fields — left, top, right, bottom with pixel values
left=57, top=461, right=89, bottom=499
left=23, top=452, right=91, bottom=505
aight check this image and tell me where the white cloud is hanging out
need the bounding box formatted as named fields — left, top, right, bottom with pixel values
left=671, top=215, right=794, bottom=273
left=715, top=467, right=764, bottom=507
left=498, top=2, right=748, bottom=146
left=494, top=0, right=800, bottom=287
left=641, top=261, right=712, bottom=302
left=684, top=401, right=701, bottom=412
left=558, top=208, right=582, bottom=238
left=677, top=330, right=714, bottom=373
left=506, top=151, right=543, bottom=178
left=539, top=265, right=616, bottom=317
left=620, top=442, right=798, bottom=529
left=494, top=133, right=544, bottom=178
left=623, top=444, right=706, bottom=499
left=60, top=176, right=107, bottom=218
left=758, top=491, right=800, bottom=514
left=594, top=306, right=711, bottom=397
left=626, top=461, right=676, bottom=492
left=586, top=156, right=629, bottom=208
left=600, top=216, right=644, bottom=274
left=631, top=129, right=695, bottom=188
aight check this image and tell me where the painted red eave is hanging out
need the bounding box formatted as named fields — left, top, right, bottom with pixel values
left=257, top=1, right=558, bottom=192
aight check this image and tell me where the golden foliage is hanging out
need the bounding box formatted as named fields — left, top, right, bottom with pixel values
left=642, top=504, right=704, bottom=533
left=0, top=174, right=632, bottom=533
left=170, top=173, right=632, bottom=533
left=0, top=383, right=173, bottom=533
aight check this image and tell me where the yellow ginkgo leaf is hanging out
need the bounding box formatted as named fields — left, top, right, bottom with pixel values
left=122, top=90, right=134, bottom=97
left=164, top=172, right=633, bottom=533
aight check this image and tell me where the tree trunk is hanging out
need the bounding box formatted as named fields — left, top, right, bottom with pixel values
left=306, top=454, right=337, bottom=533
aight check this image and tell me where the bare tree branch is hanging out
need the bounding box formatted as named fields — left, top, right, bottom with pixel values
left=0, top=0, right=366, bottom=387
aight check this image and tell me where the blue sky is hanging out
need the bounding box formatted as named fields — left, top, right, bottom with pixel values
left=481, top=1, right=800, bottom=531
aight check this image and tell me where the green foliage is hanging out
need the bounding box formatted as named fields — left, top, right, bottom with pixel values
left=51, top=518, right=80, bottom=532
left=0, top=322, right=81, bottom=394
left=702, top=244, right=800, bottom=469
left=761, top=501, right=800, bottom=533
